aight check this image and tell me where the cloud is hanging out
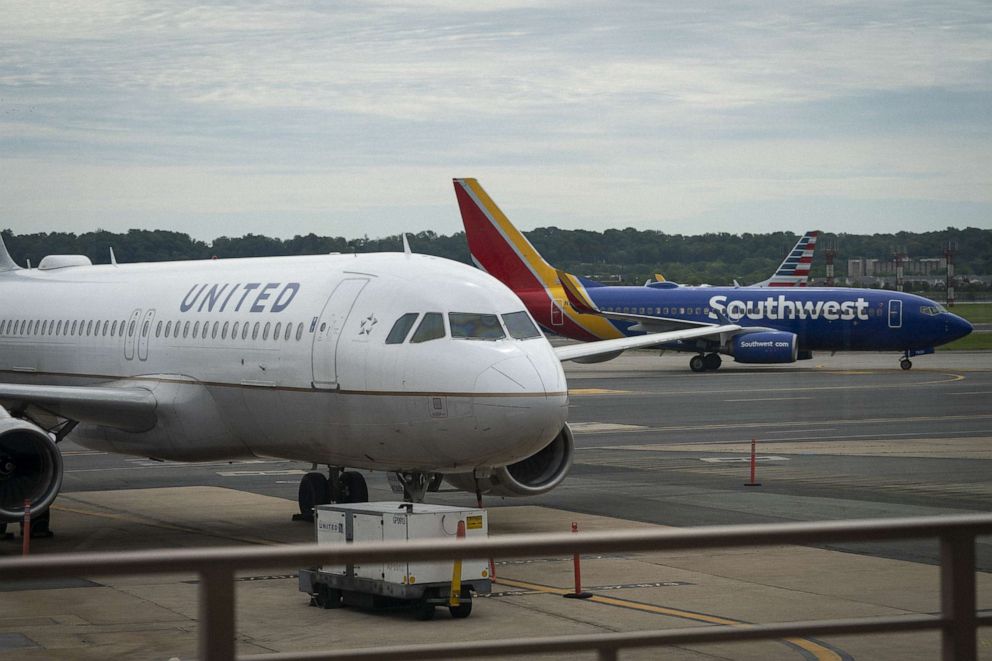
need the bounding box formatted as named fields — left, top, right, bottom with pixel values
left=1, top=1, right=990, bottom=238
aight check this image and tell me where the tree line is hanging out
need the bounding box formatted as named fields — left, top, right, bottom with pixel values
left=2, top=226, right=989, bottom=289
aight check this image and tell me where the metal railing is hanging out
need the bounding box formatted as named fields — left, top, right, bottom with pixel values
left=1, top=513, right=991, bottom=660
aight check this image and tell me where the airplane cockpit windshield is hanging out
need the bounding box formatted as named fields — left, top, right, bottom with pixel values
left=501, top=311, right=542, bottom=339
left=384, top=310, right=543, bottom=344
left=450, top=313, right=505, bottom=340
left=920, top=304, right=947, bottom=316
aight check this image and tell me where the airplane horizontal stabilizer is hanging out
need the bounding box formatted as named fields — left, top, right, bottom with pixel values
left=554, top=324, right=740, bottom=362
left=556, top=269, right=600, bottom=315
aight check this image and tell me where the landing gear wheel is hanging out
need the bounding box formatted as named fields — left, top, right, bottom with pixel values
left=298, top=472, right=331, bottom=522
left=689, top=355, right=706, bottom=372
left=900, top=358, right=912, bottom=370
left=703, top=353, right=722, bottom=370
left=340, top=471, right=368, bottom=504
left=448, top=598, right=472, bottom=619
left=314, top=584, right=342, bottom=609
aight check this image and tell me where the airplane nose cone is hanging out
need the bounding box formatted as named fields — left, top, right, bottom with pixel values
left=945, top=313, right=973, bottom=342
left=474, top=355, right=545, bottom=393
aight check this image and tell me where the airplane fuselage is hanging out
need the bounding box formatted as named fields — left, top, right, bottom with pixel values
left=577, top=286, right=969, bottom=352
left=0, top=253, right=568, bottom=471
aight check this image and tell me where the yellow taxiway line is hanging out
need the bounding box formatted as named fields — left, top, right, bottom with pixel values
left=496, top=576, right=846, bottom=660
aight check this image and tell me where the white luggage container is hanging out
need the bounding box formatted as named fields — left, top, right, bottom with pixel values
left=299, top=501, right=491, bottom=619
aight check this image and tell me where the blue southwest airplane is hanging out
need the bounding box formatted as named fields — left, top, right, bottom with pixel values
left=453, top=178, right=973, bottom=372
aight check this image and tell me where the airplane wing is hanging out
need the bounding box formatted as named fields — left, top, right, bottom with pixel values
left=0, top=383, right=157, bottom=432
left=554, top=324, right=741, bottom=362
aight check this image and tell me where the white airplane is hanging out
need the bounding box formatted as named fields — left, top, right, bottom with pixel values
left=0, top=237, right=737, bottom=535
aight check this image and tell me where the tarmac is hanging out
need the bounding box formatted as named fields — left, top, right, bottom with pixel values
left=3, top=486, right=991, bottom=660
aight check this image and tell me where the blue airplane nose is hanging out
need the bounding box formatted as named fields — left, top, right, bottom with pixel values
left=945, top=313, right=973, bottom=342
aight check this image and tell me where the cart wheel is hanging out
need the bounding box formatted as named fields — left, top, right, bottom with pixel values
left=315, top=584, right=342, bottom=609
left=448, top=600, right=472, bottom=619
left=414, top=601, right=436, bottom=621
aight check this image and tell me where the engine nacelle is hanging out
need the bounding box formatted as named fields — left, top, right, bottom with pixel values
left=0, top=414, right=63, bottom=522
left=729, top=331, right=798, bottom=364
left=444, top=424, right=574, bottom=497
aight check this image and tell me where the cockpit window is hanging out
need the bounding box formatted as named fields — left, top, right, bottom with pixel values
left=410, top=312, right=445, bottom=343
left=386, top=313, right=419, bottom=344
left=449, top=313, right=506, bottom=340
left=502, top=311, right=542, bottom=339
left=920, top=305, right=941, bottom=316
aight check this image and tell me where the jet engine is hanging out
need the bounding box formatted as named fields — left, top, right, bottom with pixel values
left=0, top=414, right=63, bottom=522
left=728, top=331, right=798, bottom=364
left=445, top=423, right=574, bottom=497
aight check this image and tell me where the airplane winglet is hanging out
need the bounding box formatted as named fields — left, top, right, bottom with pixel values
left=402, top=233, right=412, bottom=256
left=556, top=269, right=600, bottom=315
left=0, top=234, right=21, bottom=272
left=109, top=247, right=118, bottom=266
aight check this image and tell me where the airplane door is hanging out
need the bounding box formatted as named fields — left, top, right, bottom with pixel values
left=137, top=309, right=156, bottom=361
left=551, top=299, right=564, bottom=326
left=888, top=300, right=902, bottom=329
left=311, top=278, right=368, bottom=389
left=123, top=308, right=142, bottom=361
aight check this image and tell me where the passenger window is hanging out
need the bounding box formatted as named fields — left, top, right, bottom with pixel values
left=232, top=321, right=239, bottom=339
left=296, top=322, right=304, bottom=341
left=450, top=312, right=505, bottom=340
left=155, top=321, right=162, bottom=338
left=183, top=321, right=190, bottom=338
left=222, top=321, right=229, bottom=339
left=193, top=321, right=200, bottom=338
left=242, top=322, right=250, bottom=340
left=273, top=322, right=282, bottom=341
left=386, top=313, right=419, bottom=344
left=263, top=322, right=270, bottom=340
left=141, top=321, right=150, bottom=337
left=200, top=322, right=208, bottom=339
left=410, top=313, right=445, bottom=343
left=211, top=321, right=219, bottom=339
left=85, top=320, right=92, bottom=335
left=502, top=311, right=541, bottom=339
left=284, top=322, right=292, bottom=341
left=252, top=322, right=260, bottom=340
left=71, top=321, right=78, bottom=335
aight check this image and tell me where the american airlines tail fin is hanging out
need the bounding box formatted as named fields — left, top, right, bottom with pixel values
left=0, top=234, right=21, bottom=272
left=751, top=230, right=818, bottom=287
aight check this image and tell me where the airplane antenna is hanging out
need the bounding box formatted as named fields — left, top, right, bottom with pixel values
left=0, top=234, right=21, bottom=272
left=109, top=247, right=118, bottom=266
left=402, top=233, right=412, bottom=255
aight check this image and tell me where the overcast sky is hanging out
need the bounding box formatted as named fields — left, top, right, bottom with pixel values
left=1, top=1, right=990, bottom=240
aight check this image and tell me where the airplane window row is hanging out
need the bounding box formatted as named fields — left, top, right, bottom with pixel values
left=154, top=319, right=306, bottom=343
left=386, top=311, right=542, bottom=345
left=0, top=317, right=308, bottom=344
left=604, top=306, right=707, bottom=316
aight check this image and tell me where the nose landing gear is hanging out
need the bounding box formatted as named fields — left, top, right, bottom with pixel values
left=295, top=466, right=369, bottom=522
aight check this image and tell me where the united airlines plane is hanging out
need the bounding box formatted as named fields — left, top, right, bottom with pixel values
left=0, top=237, right=736, bottom=535
left=453, top=178, right=972, bottom=372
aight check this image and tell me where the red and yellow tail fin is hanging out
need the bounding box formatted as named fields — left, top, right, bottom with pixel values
left=452, top=178, right=623, bottom=341
left=453, top=178, right=558, bottom=293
